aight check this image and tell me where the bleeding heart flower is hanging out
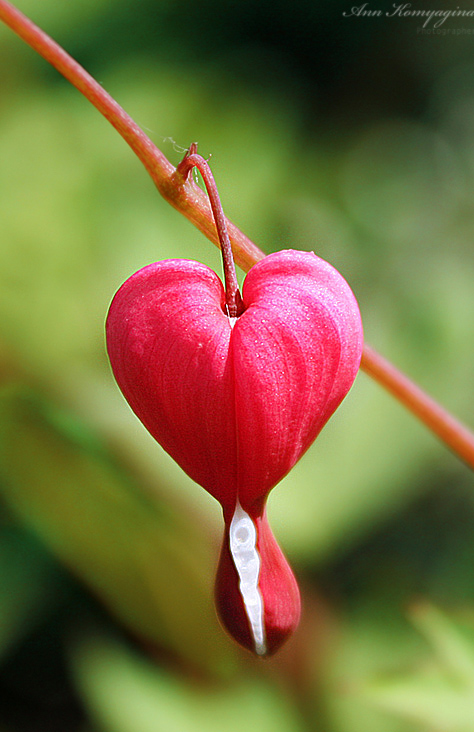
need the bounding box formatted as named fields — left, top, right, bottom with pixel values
left=106, top=249, right=362, bottom=654
left=106, top=149, right=363, bottom=656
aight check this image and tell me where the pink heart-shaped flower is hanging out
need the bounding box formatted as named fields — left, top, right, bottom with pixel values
left=106, top=248, right=363, bottom=654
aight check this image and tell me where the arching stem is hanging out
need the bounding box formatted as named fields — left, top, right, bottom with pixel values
left=0, top=0, right=262, bottom=272
left=176, top=147, right=244, bottom=318
left=1, top=0, right=474, bottom=469
left=361, top=345, right=474, bottom=469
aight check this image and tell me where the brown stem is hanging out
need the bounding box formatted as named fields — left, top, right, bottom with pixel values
left=1, top=0, right=474, bottom=469
left=361, top=345, right=474, bottom=469
left=0, top=0, right=263, bottom=273
left=176, top=148, right=244, bottom=317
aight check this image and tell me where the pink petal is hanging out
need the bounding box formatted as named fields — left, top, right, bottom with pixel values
left=231, top=249, right=363, bottom=512
left=106, top=251, right=363, bottom=513
left=106, top=259, right=239, bottom=508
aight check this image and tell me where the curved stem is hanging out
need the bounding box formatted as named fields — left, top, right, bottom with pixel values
left=176, top=147, right=244, bottom=317
left=0, top=0, right=263, bottom=273
left=1, top=0, right=474, bottom=469
left=361, top=345, right=474, bottom=469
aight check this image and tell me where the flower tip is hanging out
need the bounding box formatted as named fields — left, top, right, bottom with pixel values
left=214, top=507, right=301, bottom=657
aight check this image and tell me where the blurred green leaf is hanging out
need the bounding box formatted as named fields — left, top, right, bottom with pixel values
left=410, top=603, right=474, bottom=685
left=322, top=607, right=423, bottom=732
left=0, top=385, right=237, bottom=676
left=365, top=675, right=474, bottom=731
left=0, top=527, right=61, bottom=661
left=361, top=605, right=474, bottom=731
left=70, top=631, right=304, bottom=732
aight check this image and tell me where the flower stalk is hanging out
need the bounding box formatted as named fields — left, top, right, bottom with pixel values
left=361, top=345, right=474, bottom=468
left=176, top=147, right=245, bottom=318
left=1, top=0, right=473, bottom=469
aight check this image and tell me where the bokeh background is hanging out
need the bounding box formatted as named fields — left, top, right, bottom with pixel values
left=1, top=0, right=474, bottom=730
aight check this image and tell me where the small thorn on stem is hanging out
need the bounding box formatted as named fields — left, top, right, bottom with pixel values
left=176, top=147, right=245, bottom=319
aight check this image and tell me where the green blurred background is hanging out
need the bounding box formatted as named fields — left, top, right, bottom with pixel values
left=1, top=1, right=474, bottom=730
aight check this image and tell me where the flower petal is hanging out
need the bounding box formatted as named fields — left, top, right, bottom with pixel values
left=231, top=249, right=363, bottom=511
left=106, top=251, right=363, bottom=513
left=106, top=259, right=239, bottom=508
left=215, top=506, right=300, bottom=656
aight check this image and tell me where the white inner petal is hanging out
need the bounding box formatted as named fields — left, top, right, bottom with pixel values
left=229, top=501, right=266, bottom=655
